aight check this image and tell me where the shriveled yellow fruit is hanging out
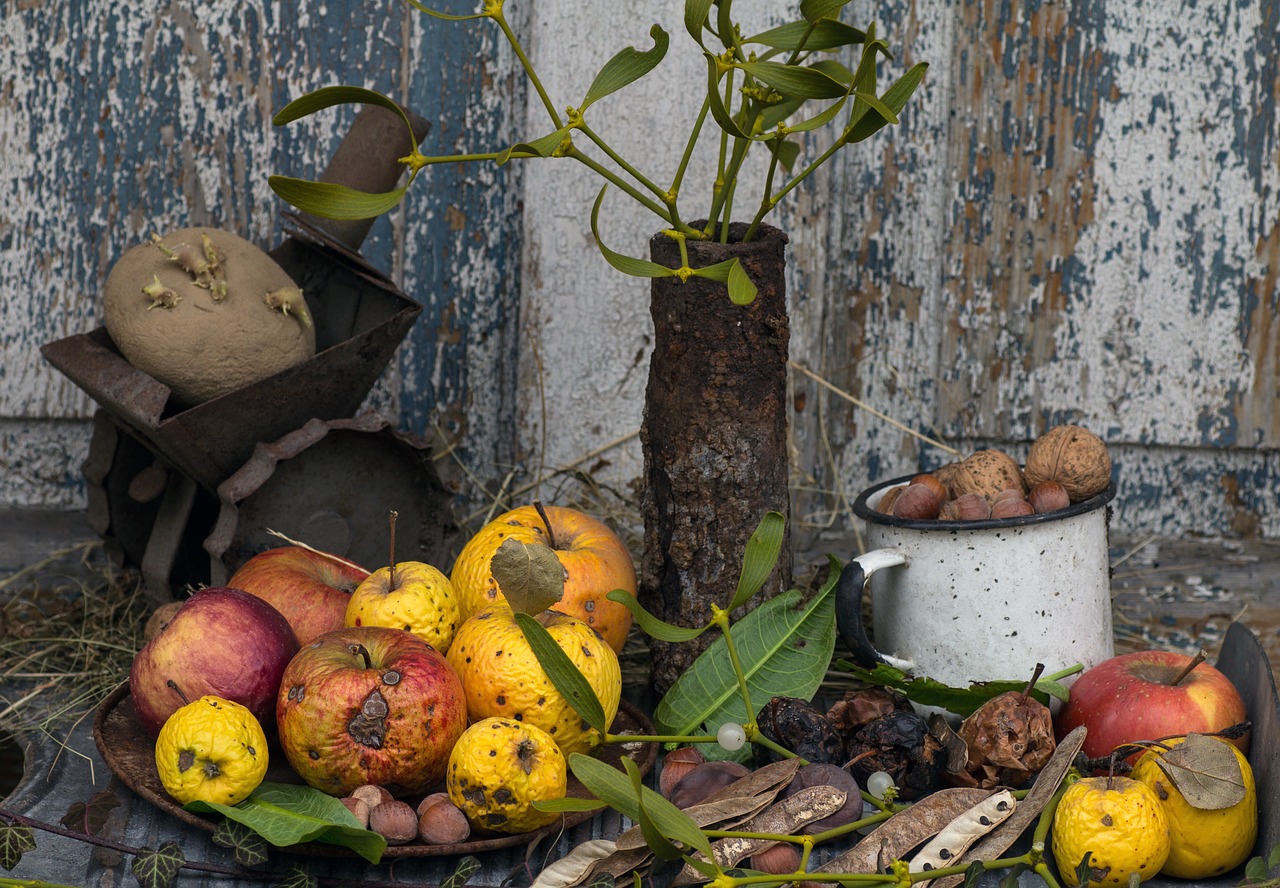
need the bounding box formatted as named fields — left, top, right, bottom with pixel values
left=447, top=717, right=567, bottom=834
left=447, top=605, right=621, bottom=757
left=1130, top=735, right=1257, bottom=878
left=1051, top=776, right=1170, bottom=888
left=346, top=561, right=461, bottom=654
left=154, top=696, right=268, bottom=806
left=449, top=504, right=636, bottom=653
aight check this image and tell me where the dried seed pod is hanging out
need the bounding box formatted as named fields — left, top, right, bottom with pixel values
left=1023, top=425, right=1111, bottom=501
left=826, top=687, right=913, bottom=747
left=668, top=760, right=751, bottom=808
left=955, top=688, right=1056, bottom=789
left=938, top=493, right=992, bottom=521
left=892, top=483, right=942, bottom=520
left=659, top=746, right=707, bottom=797
left=846, top=711, right=946, bottom=801
left=780, top=763, right=863, bottom=834
left=990, top=498, right=1034, bottom=520
left=755, top=696, right=846, bottom=765
left=1027, top=480, right=1071, bottom=514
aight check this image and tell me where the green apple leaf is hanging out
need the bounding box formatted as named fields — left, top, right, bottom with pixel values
left=654, top=557, right=842, bottom=749
left=514, top=612, right=608, bottom=736
left=186, top=782, right=387, bottom=864
left=490, top=538, right=565, bottom=615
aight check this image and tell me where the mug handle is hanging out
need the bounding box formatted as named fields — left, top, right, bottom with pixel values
left=835, top=549, right=912, bottom=670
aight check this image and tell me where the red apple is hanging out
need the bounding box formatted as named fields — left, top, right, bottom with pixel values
left=229, top=547, right=369, bottom=645
left=276, top=626, right=468, bottom=798
left=130, top=587, right=300, bottom=736
left=1056, top=649, right=1249, bottom=764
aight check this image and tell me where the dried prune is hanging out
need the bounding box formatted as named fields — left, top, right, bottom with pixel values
left=845, top=711, right=945, bottom=800
left=953, top=689, right=1055, bottom=788
left=755, top=696, right=846, bottom=765
left=779, top=762, right=863, bottom=834
left=826, top=687, right=913, bottom=746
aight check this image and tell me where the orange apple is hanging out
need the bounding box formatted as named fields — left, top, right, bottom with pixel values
left=228, top=547, right=369, bottom=645
left=449, top=504, right=636, bottom=652
left=1056, top=649, right=1249, bottom=764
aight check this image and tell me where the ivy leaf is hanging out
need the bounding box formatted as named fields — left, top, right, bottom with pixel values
left=211, top=818, right=271, bottom=867
left=0, top=823, right=36, bottom=871
left=567, top=754, right=712, bottom=858
left=131, top=841, right=184, bottom=888
left=604, top=588, right=709, bottom=643
left=490, top=538, right=566, bottom=615
left=275, top=864, right=319, bottom=888
left=60, top=791, right=119, bottom=835
left=581, top=25, right=669, bottom=112
left=442, top=855, right=482, bottom=888
left=654, top=557, right=842, bottom=750
left=515, top=612, right=607, bottom=736
left=834, top=661, right=1067, bottom=716
left=1156, top=734, right=1248, bottom=810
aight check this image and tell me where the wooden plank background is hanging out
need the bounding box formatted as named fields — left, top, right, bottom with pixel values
left=2, top=0, right=1279, bottom=543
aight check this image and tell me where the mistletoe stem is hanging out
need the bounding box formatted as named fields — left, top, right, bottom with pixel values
left=491, top=7, right=563, bottom=129
left=566, top=147, right=672, bottom=224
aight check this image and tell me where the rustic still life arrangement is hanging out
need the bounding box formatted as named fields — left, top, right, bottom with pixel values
left=3, top=1, right=1276, bottom=888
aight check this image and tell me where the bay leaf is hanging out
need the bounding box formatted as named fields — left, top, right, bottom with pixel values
left=1156, top=733, right=1247, bottom=810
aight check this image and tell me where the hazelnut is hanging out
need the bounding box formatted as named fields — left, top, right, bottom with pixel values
left=908, top=473, right=948, bottom=502
left=942, top=450, right=1026, bottom=503
left=1028, top=480, right=1071, bottom=514
left=339, top=796, right=371, bottom=829
left=751, top=842, right=802, bottom=875
left=349, top=784, right=393, bottom=810
left=992, top=487, right=1026, bottom=505
left=991, top=498, right=1034, bottom=519
left=1024, top=425, right=1111, bottom=501
left=891, top=484, right=941, bottom=520
left=659, top=746, right=707, bottom=797
left=939, top=493, right=992, bottom=521
left=369, top=800, right=419, bottom=845
left=876, top=485, right=905, bottom=514
left=417, top=795, right=470, bottom=845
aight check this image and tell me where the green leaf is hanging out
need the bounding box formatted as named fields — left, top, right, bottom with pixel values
left=534, top=796, right=609, bottom=813
left=514, top=612, right=608, bottom=735
left=272, top=86, right=417, bottom=147
left=590, top=187, right=680, bottom=279
left=844, top=62, right=928, bottom=144
left=1270, top=842, right=1280, bottom=868
left=704, top=53, right=752, bottom=139
left=654, top=557, right=842, bottom=741
left=1244, top=856, right=1271, bottom=883
left=442, top=856, right=482, bottom=888
left=491, top=538, right=565, bottom=615
left=496, top=127, right=572, bottom=166
left=276, top=865, right=319, bottom=888
left=727, top=512, right=784, bottom=612
left=186, top=782, right=387, bottom=864
left=403, top=0, right=489, bottom=20
left=582, top=25, right=669, bottom=111
left=604, top=589, right=709, bottom=643
left=726, top=257, right=758, bottom=305
left=684, top=0, right=715, bottom=47
left=746, top=19, right=865, bottom=52
left=268, top=176, right=409, bottom=221
left=740, top=61, right=849, bottom=100
left=211, top=818, right=270, bottom=867
left=0, top=824, right=36, bottom=871
left=131, top=841, right=184, bottom=888
left=833, top=661, right=1067, bottom=717
left=624, top=756, right=683, bottom=861
left=800, top=0, right=853, bottom=22
left=568, top=754, right=712, bottom=858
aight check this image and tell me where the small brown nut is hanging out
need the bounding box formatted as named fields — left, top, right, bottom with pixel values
left=751, top=843, right=802, bottom=875
left=417, top=795, right=470, bottom=845
left=659, top=746, right=707, bottom=797
left=349, top=784, right=394, bottom=810
left=339, top=796, right=371, bottom=829
left=369, top=800, right=419, bottom=845
left=991, top=498, right=1035, bottom=519
left=668, top=760, right=751, bottom=808
left=1024, top=425, right=1111, bottom=501
left=891, top=483, right=941, bottom=520
left=992, top=487, right=1026, bottom=505
left=908, top=473, right=948, bottom=502
left=939, top=493, right=992, bottom=521
left=1028, top=480, right=1071, bottom=514
left=876, top=485, right=905, bottom=514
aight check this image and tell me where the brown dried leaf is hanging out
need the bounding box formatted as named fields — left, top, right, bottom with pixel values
left=928, top=712, right=968, bottom=773
left=1156, top=734, right=1247, bottom=810
left=490, top=538, right=565, bottom=615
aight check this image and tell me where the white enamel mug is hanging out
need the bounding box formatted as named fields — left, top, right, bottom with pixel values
left=836, top=476, right=1118, bottom=689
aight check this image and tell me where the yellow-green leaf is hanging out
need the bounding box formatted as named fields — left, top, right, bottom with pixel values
left=489, top=538, right=565, bottom=615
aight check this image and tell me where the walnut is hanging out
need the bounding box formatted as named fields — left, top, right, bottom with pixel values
left=936, top=450, right=1026, bottom=504
left=1024, top=425, right=1111, bottom=502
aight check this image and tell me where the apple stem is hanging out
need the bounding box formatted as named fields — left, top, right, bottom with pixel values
left=348, top=643, right=373, bottom=670
left=1021, top=662, right=1046, bottom=701
left=388, top=510, right=399, bottom=588
left=166, top=679, right=190, bottom=706
left=533, top=500, right=557, bottom=550
left=1169, top=649, right=1207, bottom=687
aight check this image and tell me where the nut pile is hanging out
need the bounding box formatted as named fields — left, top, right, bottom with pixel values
left=876, top=425, right=1111, bottom=522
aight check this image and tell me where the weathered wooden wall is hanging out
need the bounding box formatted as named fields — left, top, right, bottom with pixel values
left=4, top=0, right=1280, bottom=542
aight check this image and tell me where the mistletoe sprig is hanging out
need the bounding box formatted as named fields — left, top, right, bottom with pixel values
left=270, top=0, right=927, bottom=304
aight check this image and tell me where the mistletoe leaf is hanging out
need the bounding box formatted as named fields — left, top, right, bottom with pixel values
left=0, top=823, right=37, bottom=871
left=567, top=754, right=711, bottom=858
left=60, top=791, right=119, bottom=835
left=727, top=511, right=785, bottom=612
left=745, top=19, right=865, bottom=52
left=590, top=187, right=680, bottom=279
left=131, top=841, right=184, bottom=888
left=490, top=538, right=566, bottom=615
left=211, top=818, right=270, bottom=867
left=515, top=612, right=607, bottom=736
left=582, top=25, right=669, bottom=111
left=1155, top=734, right=1248, bottom=810
left=604, top=588, right=709, bottom=643
left=442, top=855, right=482, bottom=888
left=267, top=177, right=409, bottom=222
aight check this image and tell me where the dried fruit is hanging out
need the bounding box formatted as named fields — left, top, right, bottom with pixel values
left=369, top=799, right=420, bottom=844
left=891, top=483, right=942, bottom=520
left=953, top=688, right=1056, bottom=788
left=668, top=760, right=751, bottom=808
left=1024, top=424, right=1111, bottom=501
left=755, top=696, right=846, bottom=765
left=780, top=763, right=863, bottom=834
left=845, top=711, right=946, bottom=800
left=826, top=687, right=913, bottom=747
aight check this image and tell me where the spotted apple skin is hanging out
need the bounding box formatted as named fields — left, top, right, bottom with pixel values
left=277, top=626, right=468, bottom=797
